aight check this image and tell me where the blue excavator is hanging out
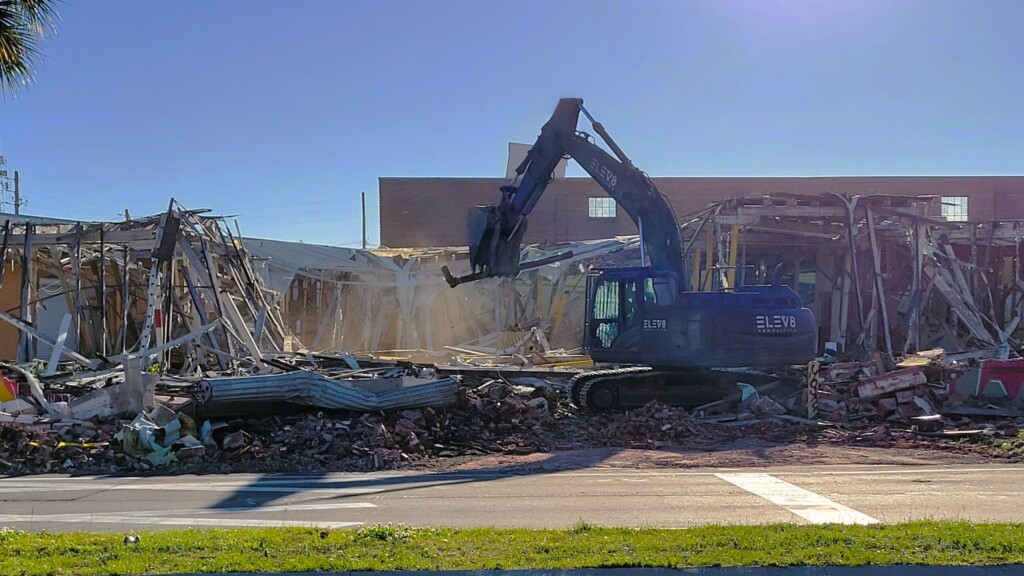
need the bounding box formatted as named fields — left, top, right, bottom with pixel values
left=443, top=98, right=817, bottom=411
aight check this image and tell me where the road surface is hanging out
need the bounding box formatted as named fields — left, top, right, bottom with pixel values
left=2, top=461, right=1023, bottom=532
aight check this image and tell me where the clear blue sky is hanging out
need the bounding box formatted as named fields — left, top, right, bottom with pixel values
left=1, top=0, right=1022, bottom=246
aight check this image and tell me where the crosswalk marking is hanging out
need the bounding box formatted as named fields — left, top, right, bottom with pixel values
left=715, top=472, right=878, bottom=525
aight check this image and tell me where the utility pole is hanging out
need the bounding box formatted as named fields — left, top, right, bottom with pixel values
left=361, top=191, right=367, bottom=250
left=0, top=156, right=7, bottom=211
left=0, top=157, right=24, bottom=214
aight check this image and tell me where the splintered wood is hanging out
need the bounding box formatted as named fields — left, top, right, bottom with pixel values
left=0, top=203, right=291, bottom=373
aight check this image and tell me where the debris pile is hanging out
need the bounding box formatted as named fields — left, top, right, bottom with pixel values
left=7, top=196, right=1024, bottom=477
left=799, top=349, right=1024, bottom=428
left=0, top=377, right=560, bottom=474
left=7, top=348, right=1024, bottom=476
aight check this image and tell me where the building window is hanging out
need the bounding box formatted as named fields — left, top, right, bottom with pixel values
left=589, top=197, right=616, bottom=218
left=941, top=196, right=968, bottom=222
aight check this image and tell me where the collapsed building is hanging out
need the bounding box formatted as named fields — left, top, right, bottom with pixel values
left=251, top=193, right=1024, bottom=365
left=3, top=193, right=1024, bottom=474
left=0, top=202, right=288, bottom=369
left=1, top=193, right=1013, bottom=367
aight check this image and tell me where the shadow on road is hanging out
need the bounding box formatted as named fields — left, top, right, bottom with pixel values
left=205, top=447, right=631, bottom=511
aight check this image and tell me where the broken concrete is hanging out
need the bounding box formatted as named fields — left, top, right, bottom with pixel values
left=855, top=368, right=928, bottom=399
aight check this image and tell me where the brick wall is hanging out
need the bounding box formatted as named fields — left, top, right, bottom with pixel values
left=379, top=176, right=1024, bottom=248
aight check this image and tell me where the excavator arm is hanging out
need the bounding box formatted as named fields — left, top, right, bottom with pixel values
left=454, top=98, right=686, bottom=287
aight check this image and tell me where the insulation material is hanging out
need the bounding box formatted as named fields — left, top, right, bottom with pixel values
left=245, top=237, right=641, bottom=359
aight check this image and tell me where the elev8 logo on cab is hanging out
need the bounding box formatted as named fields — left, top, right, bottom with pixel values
left=755, top=314, right=798, bottom=333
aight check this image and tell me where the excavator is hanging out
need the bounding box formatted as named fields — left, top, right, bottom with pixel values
left=443, top=98, right=817, bottom=411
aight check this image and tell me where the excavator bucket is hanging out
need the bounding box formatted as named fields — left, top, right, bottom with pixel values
left=442, top=205, right=571, bottom=288
left=467, top=205, right=495, bottom=271
left=467, top=205, right=524, bottom=278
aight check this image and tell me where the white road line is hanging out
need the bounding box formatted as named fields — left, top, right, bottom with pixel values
left=0, top=513, right=362, bottom=528
left=0, top=500, right=376, bottom=529
left=127, top=502, right=377, bottom=515
left=0, top=474, right=405, bottom=482
left=0, top=483, right=384, bottom=495
left=715, top=472, right=878, bottom=525
left=0, top=500, right=373, bottom=518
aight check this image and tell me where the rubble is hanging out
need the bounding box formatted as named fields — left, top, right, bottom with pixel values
left=854, top=367, right=928, bottom=399
left=4, top=345, right=1024, bottom=476
left=117, top=404, right=193, bottom=466
left=5, top=196, right=1024, bottom=477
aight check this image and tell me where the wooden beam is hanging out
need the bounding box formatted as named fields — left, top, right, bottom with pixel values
left=71, top=224, right=96, bottom=356
left=904, top=224, right=920, bottom=355
left=743, top=226, right=843, bottom=240
left=922, top=257, right=995, bottom=344
left=104, top=318, right=222, bottom=366
left=0, top=308, right=98, bottom=368
left=98, top=228, right=107, bottom=357
left=0, top=229, right=156, bottom=246
left=869, top=205, right=954, bottom=227
left=0, top=220, right=10, bottom=289
left=217, top=291, right=265, bottom=367
left=18, top=223, right=33, bottom=362
left=43, top=313, right=72, bottom=376
left=866, top=207, right=894, bottom=358
left=836, top=253, right=852, bottom=352
left=180, top=265, right=227, bottom=370
left=116, top=245, right=131, bottom=354
left=839, top=195, right=866, bottom=337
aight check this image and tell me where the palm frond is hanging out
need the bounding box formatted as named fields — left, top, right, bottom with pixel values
left=0, top=0, right=62, bottom=96
left=13, top=0, right=60, bottom=35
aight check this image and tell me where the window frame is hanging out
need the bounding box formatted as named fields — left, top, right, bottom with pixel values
left=588, top=197, right=617, bottom=218
left=941, top=196, right=969, bottom=222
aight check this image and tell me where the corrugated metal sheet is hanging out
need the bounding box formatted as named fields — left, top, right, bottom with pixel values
left=195, top=370, right=457, bottom=414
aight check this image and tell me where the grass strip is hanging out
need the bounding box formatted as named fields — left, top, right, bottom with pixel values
left=2, top=521, right=1024, bottom=575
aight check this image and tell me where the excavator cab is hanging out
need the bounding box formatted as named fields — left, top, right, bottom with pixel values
left=584, top=267, right=678, bottom=363
left=584, top=265, right=818, bottom=369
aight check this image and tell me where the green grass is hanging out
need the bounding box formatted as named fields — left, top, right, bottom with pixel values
left=2, top=521, right=1023, bottom=575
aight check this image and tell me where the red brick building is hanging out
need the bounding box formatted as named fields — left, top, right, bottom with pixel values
left=379, top=176, right=1024, bottom=248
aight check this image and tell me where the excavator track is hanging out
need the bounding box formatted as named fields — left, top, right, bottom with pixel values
left=570, top=366, right=776, bottom=413
left=570, top=366, right=656, bottom=412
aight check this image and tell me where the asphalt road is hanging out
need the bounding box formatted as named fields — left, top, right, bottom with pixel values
left=1, top=463, right=1023, bottom=532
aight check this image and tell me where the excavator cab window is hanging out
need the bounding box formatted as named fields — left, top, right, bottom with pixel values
left=644, top=276, right=675, bottom=305
left=623, top=280, right=639, bottom=326
left=591, top=279, right=620, bottom=348
left=587, top=274, right=647, bottom=349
